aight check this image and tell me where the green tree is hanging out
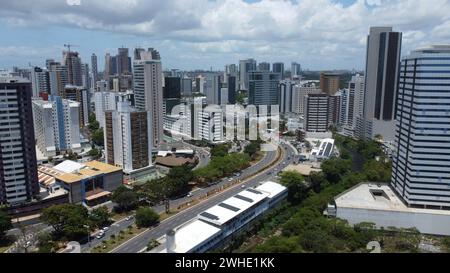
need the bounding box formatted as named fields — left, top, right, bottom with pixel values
left=321, top=158, right=352, bottom=184
left=89, top=207, right=112, bottom=228
left=41, top=204, right=89, bottom=240
left=92, top=129, right=104, bottom=147
left=135, top=207, right=160, bottom=228
left=211, top=144, right=229, bottom=158
left=37, top=232, right=55, bottom=253
left=279, top=171, right=309, bottom=203
left=111, top=186, right=138, bottom=212
left=0, top=210, right=12, bottom=239
left=88, top=147, right=102, bottom=160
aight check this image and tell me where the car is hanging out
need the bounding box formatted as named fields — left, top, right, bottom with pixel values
left=96, top=231, right=105, bottom=239
left=25, top=241, right=32, bottom=248
left=102, top=227, right=109, bottom=232
left=228, top=178, right=233, bottom=182
left=187, top=193, right=193, bottom=198
left=125, top=215, right=134, bottom=221
left=241, top=185, right=246, bottom=189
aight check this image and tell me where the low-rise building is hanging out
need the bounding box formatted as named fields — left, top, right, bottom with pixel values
left=39, top=160, right=123, bottom=206
left=155, top=181, right=287, bottom=253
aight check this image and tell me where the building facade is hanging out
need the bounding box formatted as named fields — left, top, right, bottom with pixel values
left=358, top=26, right=402, bottom=141
left=391, top=45, right=450, bottom=209
left=248, top=71, right=281, bottom=106
left=0, top=77, right=39, bottom=204
left=320, top=73, right=340, bottom=96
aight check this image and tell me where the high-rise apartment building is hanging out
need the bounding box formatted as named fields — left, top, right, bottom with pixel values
left=94, top=91, right=119, bottom=128
left=61, top=86, right=89, bottom=128
left=248, top=71, right=281, bottom=106
left=304, top=94, right=331, bottom=132
left=117, top=47, right=132, bottom=75
left=30, top=66, right=50, bottom=97
left=32, top=97, right=81, bottom=157
left=91, top=53, right=98, bottom=88
left=47, top=61, right=68, bottom=96
left=133, top=49, right=164, bottom=147
left=320, top=73, right=340, bottom=95
left=391, top=45, right=450, bottom=209
left=358, top=26, right=402, bottom=141
left=0, top=76, right=39, bottom=204
left=63, top=51, right=83, bottom=86
left=291, top=85, right=322, bottom=115
left=104, top=102, right=153, bottom=175
left=279, top=80, right=296, bottom=114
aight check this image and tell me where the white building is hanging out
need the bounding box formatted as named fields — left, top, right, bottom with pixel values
left=133, top=49, right=164, bottom=147
left=32, top=97, right=81, bottom=157
left=330, top=183, right=450, bottom=236
left=94, top=91, right=118, bottom=129
left=292, top=85, right=322, bottom=115
left=392, top=45, right=450, bottom=209
left=346, top=74, right=365, bottom=129
left=30, top=67, right=49, bottom=97
left=157, top=182, right=287, bottom=253
left=196, top=105, right=224, bottom=144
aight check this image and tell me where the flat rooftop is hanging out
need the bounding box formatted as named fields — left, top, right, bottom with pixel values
left=255, top=181, right=287, bottom=199
left=160, top=219, right=222, bottom=253
left=199, top=187, right=270, bottom=226
left=335, top=183, right=450, bottom=216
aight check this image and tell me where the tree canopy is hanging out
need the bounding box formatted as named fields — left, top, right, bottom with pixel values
left=0, top=210, right=12, bottom=239
left=135, top=207, right=160, bottom=228
left=41, top=204, right=89, bottom=240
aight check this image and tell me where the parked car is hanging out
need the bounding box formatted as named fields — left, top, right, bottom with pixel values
left=125, top=215, right=134, bottom=221
left=96, top=231, right=105, bottom=239
left=102, top=226, right=109, bottom=232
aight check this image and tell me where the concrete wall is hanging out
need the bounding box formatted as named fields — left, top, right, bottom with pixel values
left=103, top=171, right=123, bottom=192
left=337, top=207, right=450, bottom=236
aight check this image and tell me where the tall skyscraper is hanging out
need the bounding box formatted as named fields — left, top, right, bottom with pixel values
left=358, top=26, right=402, bottom=141
left=163, top=77, right=182, bottom=99
left=279, top=80, right=296, bottom=114
left=104, top=101, right=153, bottom=175
left=391, top=45, right=450, bottom=209
left=63, top=51, right=83, bottom=86
left=181, top=78, right=193, bottom=96
left=133, top=48, right=164, bottom=147
left=32, top=97, right=81, bottom=157
left=291, top=85, right=322, bottom=115
left=227, top=75, right=237, bottom=104
left=104, top=53, right=112, bottom=80
left=346, top=74, right=365, bottom=129
left=206, top=75, right=221, bottom=105
left=30, top=66, right=50, bottom=97
left=47, top=61, right=68, bottom=96
left=239, top=59, right=257, bottom=91
left=117, top=47, right=131, bottom=75
left=258, top=62, right=271, bottom=71
left=61, top=86, right=89, bottom=128
left=0, top=76, right=39, bottom=204
left=91, top=53, right=98, bottom=87
left=248, top=71, right=281, bottom=106
left=291, top=62, right=301, bottom=78
left=272, top=62, right=285, bottom=79
left=320, top=72, right=340, bottom=95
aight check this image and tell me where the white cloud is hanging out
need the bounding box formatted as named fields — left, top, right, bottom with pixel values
left=0, top=0, right=449, bottom=70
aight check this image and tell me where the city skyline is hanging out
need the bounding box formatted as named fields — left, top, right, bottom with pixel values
left=1, top=0, right=450, bottom=70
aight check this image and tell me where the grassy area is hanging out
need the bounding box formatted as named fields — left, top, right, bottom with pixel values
left=91, top=225, right=145, bottom=253
left=0, top=236, right=15, bottom=253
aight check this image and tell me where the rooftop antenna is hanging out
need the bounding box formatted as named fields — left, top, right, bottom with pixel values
left=64, top=44, right=79, bottom=53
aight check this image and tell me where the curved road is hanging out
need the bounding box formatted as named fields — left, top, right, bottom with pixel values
left=110, top=142, right=296, bottom=253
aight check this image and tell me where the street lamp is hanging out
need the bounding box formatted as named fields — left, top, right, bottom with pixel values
left=83, top=225, right=90, bottom=246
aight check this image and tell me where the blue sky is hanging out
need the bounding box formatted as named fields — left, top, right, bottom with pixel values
left=0, top=0, right=449, bottom=71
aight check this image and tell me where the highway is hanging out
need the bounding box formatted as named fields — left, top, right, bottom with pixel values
left=109, top=142, right=296, bottom=253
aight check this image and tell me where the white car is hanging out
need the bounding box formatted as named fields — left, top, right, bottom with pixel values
left=125, top=216, right=134, bottom=221
left=96, top=231, right=105, bottom=239
left=102, top=227, right=109, bottom=232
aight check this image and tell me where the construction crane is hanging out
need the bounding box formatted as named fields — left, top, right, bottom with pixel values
left=64, top=44, right=79, bottom=53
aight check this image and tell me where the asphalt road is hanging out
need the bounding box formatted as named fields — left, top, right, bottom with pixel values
left=110, top=142, right=296, bottom=253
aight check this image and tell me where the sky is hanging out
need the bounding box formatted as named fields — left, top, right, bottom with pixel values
left=0, top=0, right=449, bottom=71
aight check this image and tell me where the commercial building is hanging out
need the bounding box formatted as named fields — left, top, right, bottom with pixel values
left=272, top=62, right=285, bottom=79
left=196, top=105, right=224, bottom=144
left=0, top=76, right=39, bottom=204
left=320, top=73, right=340, bottom=95
left=181, top=78, right=193, bottom=96
left=104, top=102, right=153, bottom=175
left=358, top=27, right=402, bottom=141
left=206, top=75, right=222, bottom=105
left=91, top=54, right=98, bottom=88
left=279, top=80, right=296, bottom=114
left=133, top=49, right=164, bottom=147
left=346, top=74, right=365, bottom=129
left=47, top=160, right=123, bottom=206
left=248, top=71, right=281, bottom=106
left=391, top=45, right=450, bottom=209
left=258, top=62, right=270, bottom=71
left=291, top=62, right=301, bottom=78
left=239, top=59, right=257, bottom=91
left=32, top=97, right=81, bottom=157
left=164, top=77, right=181, bottom=100
left=329, top=183, right=450, bottom=236
left=47, top=61, right=68, bottom=96
left=304, top=94, right=330, bottom=132
left=61, top=85, right=89, bottom=128
left=156, top=182, right=287, bottom=253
